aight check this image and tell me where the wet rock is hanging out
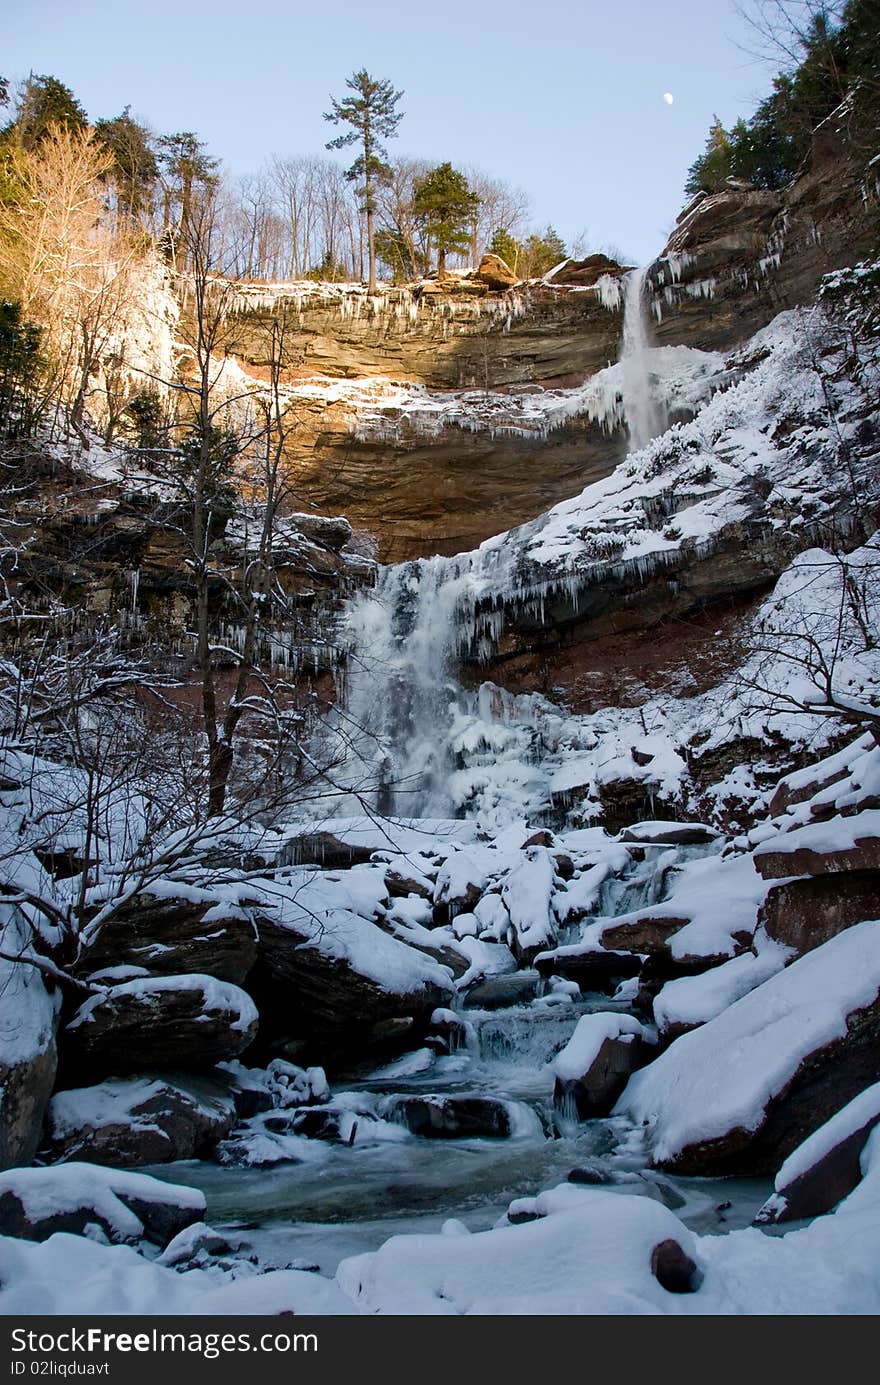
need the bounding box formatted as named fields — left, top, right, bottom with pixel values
left=463, top=972, right=541, bottom=1009
left=78, top=894, right=257, bottom=985
left=63, top=975, right=259, bottom=1081
left=566, top=1164, right=615, bottom=1185
left=42, top=1075, right=238, bottom=1167
left=761, top=871, right=880, bottom=956
left=0, top=1163, right=206, bottom=1247
left=425, top=1009, right=472, bottom=1053
left=389, top=1095, right=512, bottom=1139
left=552, top=852, right=576, bottom=881
left=264, top=1108, right=349, bottom=1142
left=650, top=1238, right=700, bottom=1293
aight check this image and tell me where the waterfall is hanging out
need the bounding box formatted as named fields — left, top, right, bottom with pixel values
left=620, top=267, right=668, bottom=452
left=338, top=556, right=471, bottom=817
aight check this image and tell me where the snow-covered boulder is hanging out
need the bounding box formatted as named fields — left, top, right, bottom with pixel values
left=620, top=820, right=721, bottom=846
left=535, top=941, right=642, bottom=993
left=43, top=1075, right=238, bottom=1167
left=0, top=919, right=58, bottom=1170
left=501, top=846, right=559, bottom=963
left=553, top=1013, right=655, bottom=1119
left=255, top=877, right=454, bottom=1059
left=0, top=1163, right=206, bottom=1247
left=755, top=1083, right=880, bottom=1225
left=753, top=811, right=880, bottom=879
left=652, top=944, right=790, bottom=1040
left=616, top=920, right=880, bottom=1175
left=760, top=871, right=880, bottom=956
left=79, top=890, right=258, bottom=985
left=64, top=975, right=258, bottom=1079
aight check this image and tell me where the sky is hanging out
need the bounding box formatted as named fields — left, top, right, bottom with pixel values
left=3, top=0, right=779, bottom=265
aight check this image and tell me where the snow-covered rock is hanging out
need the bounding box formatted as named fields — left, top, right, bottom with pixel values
left=652, top=943, right=790, bottom=1039
left=43, top=1075, right=238, bottom=1167
left=64, top=974, right=258, bottom=1078
left=756, top=1082, right=880, bottom=1225
left=553, top=1012, right=655, bottom=1119
left=616, top=920, right=880, bottom=1174
left=0, top=1163, right=205, bottom=1247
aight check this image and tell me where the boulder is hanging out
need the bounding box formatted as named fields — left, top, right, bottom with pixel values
left=78, top=893, right=257, bottom=985
left=620, top=821, right=721, bottom=846
left=599, top=915, right=690, bottom=955
left=388, top=1094, right=512, bottom=1139
left=0, top=1163, right=206, bottom=1247
left=463, top=972, right=541, bottom=1009
left=753, top=812, right=880, bottom=880
left=475, top=253, right=519, bottom=290
left=544, top=253, right=626, bottom=287
left=755, top=1082, right=880, bottom=1225
left=760, top=871, right=880, bottom=955
left=63, top=975, right=259, bottom=1080
left=43, top=1075, right=238, bottom=1167
left=535, top=945, right=642, bottom=993
left=650, top=1239, right=700, bottom=1293
left=253, top=910, right=453, bottom=1059
left=616, top=921, right=880, bottom=1175
left=0, top=930, right=58, bottom=1170
left=553, top=1013, right=655, bottom=1119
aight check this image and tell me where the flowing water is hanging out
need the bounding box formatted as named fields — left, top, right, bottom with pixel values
left=620, top=266, right=669, bottom=450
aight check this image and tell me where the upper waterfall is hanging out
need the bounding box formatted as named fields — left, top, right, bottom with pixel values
left=620, top=267, right=669, bottom=452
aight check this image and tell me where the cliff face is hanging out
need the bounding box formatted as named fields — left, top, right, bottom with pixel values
left=646, top=114, right=879, bottom=350
left=222, top=124, right=877, bottom=566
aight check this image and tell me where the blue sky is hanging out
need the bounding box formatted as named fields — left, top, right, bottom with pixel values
left=4, top=0, right=778, bottom=264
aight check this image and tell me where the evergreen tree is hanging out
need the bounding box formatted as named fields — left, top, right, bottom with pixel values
left=684, top=117, right=733, bottom=195
left=324, top=69, right=404, bottom=294
left=3, top=74, right=87, bottom=150
left=157, top=131, right=219, bottom=268
left=95, top=108, right=158, bottom=228
left=488, top=226, right=523, bottom=273
left=411, top=163, right=480, bottom=274
left=522, top=226, right=566, bottom=277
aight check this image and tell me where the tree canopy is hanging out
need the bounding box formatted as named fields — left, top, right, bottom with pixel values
left=411, top=163, right=479, bottom=274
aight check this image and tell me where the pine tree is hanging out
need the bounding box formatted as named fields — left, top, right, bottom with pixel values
left=324, top=69, right=404, bottom=294
left=684, top=117, right=733, bottom=195
left=3, top=74, right=87, bottom=150
left=411, top=163, right=480, bottom=274
left=489, top=226, right=523, bottom=274
left=157, top=132, right=219, bottom=269
left=95, top=108, right=158, bottom=229
left=522, top=226, right=566, bottom=277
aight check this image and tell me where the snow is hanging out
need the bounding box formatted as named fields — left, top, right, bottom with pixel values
left=500, top=846, right=558, bottom=953
left=616, top=921, right=880, bottom=1163
left=0, top=912, right=57, bottom=1066
left=553, top=1012, right=647, bottom=1082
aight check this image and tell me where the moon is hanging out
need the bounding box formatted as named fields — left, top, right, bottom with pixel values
left=663, top=92, right=675, bottom=105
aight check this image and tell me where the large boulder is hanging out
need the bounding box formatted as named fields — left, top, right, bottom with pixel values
left=0, top=1163, right=206, bottom=1247
left=755, top=1082, right=880, bottom=1225
left=616, top=920, right=880, bottom=1175
left=475, top=253, right=519, bottom=290
left=535, top=943, right=642, bottom=993
left=0, top=920, right=58, bottom=1170
left=63, top=975, right=258, bottom=1080
left=253, top=904, right=454, bottom=1061
left=752, top=812, right=880, bottom=880
left=760, top=871, right=880, bottom=955
left=553, top=1013, right=656, bottom=1119
left=43, top=1075, right=238, bottom=1167
left=78, top=891, right=257, bottom=984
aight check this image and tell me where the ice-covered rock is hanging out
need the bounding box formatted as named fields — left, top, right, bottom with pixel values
left=0, top=917, right=58, bottom=1170
left=553, top=1012, right=655, bottom=1119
